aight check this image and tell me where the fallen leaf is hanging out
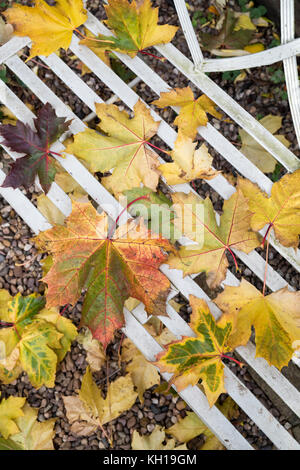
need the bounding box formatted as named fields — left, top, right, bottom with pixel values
left=6, top=404, right=55, bottom=450
left=239, top=115, right=290, bottom=173
left=0, top=291, right=77, bottom=387
left=37, top=194, right=66, bottom=226
left=155, top=297, right=235, bottom=407
left=77, top=328, right=106, bottom=372
left=63, top=367, right=137, bottom=434
left=34, top=201, right=171, bottom=349
left=121, top=338, right=160, bottom=402
left=167, top=397, right=239, bottom=449
left=243, top=42, right=265, bottom=53
left=132, top=425, right=187, bottom=450
left=199, top=9, right=254, bottom=54
left=167, top=189, right=259, bottom=288
left=215, top=278, right=300, bottom=369
left=79, top=0, right=177, bottom=58
left=65, top=101, right=161, bottom=196
left=158, top=134, right=218, bottom=184
left=238, top=170, right=300, bottom=247
left=4, top=0, right=87, bottom=59
left=0, top=103, right=72, bottom=193
left=152, top=87, right=221, bottom=140
left=0, top=396, right=26, bottom=439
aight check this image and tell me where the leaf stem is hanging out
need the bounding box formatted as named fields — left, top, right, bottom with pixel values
left=139, top=50, right=166, bottom=61
left=261, top=222, right=273, bottom=247
left=221, top=353, right=244, bottom=367
left=107, top=195, right=150, bottom=239
left=0, top=321, right=14, bottom=327
left=226, top=245, right=239, bottom=272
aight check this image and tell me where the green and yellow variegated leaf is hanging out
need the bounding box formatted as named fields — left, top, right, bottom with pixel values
left=19, top=320, right=63, bottom=388
left=0, top=291, right=77, bottom=387
left=155, top=297, right=235, bottom=407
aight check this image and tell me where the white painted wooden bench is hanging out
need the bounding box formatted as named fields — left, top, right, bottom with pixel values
left=0, top=0, right=300, bottom=450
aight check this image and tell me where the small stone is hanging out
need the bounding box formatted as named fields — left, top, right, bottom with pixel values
left=176, top=400, right=186, bottom=411
left=127, top=417, right=136, bottom=429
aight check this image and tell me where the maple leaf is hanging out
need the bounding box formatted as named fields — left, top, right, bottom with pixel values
left=0, top=396, right=26, bottom=440
left=0, top=290, right=77, bottom=387
left=167, top=397, right=239, bottom=450
left=155, top=297, right=235, bottom=407
left=215, top=279, right=300, bottom=369
left=158, top=134, right=218, bottom=184
left=4, top=0, right=87, bottom=60
left=79, top=0, right=178, bottom=58
left=65, top=101, right=161, bottom=196
left=1, top=404, right=55, bottom=450
left=199, top=9, right=254, bottom=54
left=239, top=115, right=290, bottom=173
left=167, top=189, right=260, bottom=288
left=132, top=425, right=187, bottom=450
left=0, top=103, right=72, bottom=194
left=121, top=337, right=160, bottom=403
left=34, top=201, right=172, bottom=349
left=63, top=367, right=137, bottom=435
left=152, top=87, right=222, bottom=140
left=239, top=170, right=300, bottom=248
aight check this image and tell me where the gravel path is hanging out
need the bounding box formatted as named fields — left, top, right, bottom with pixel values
left=0, top=0, right=300, bottom=450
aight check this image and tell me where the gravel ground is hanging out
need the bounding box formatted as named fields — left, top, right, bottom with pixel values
left=1, top=0, right=300, bottom=450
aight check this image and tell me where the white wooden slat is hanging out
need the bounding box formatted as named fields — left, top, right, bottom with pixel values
left=125, top=304, right=300, bottom=450
left=155, top=42, right=300, bottom=173
left=83, top=13, right=300, bottom=272
left=202, top=39, right=300, bottom=72
left=281, top=0, right=300, bottom=148
left=122, top=308, right=253, bottom=450
left=173, top=0, right=203, bottom=68
left=0, top=169, right=51, bottom=234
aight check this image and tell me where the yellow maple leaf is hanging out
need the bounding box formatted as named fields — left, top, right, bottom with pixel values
left=4, top=0, right=87, bottom=59
left=0, top=396, right=26, bottom=440
left=152, top=87, right=222, bottom=140
left=63, top=367, right=137, bottom=435
left=65, top=101, right=161, bottom=195
left=238, top=170, right=300, bottom=247
left=215, top=278, right=300, bottom=369
left=80, top=0, right=178, bottom=58
left=8, top=404, right=55, bottom=450
left=158, top=134, right=218, bottom=185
